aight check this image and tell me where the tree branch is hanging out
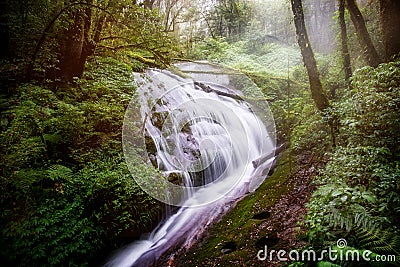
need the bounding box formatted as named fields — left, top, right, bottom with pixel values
left=26, top=1, right=113, bottom=79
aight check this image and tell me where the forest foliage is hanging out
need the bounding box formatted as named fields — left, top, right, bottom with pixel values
left=185, top=1, right=400, bottom=264
left=0, top=0, right=399, bottom=266
left=0, top=0, right=179, bottom=265
left=0, top=57, right=165, bottom=266
left=303, top=59, right=400, bottom=265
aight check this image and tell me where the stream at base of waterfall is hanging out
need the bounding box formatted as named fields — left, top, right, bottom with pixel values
left=105, top=62, right=276, bottom=267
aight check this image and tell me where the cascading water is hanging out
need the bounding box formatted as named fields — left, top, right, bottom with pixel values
left=106, top=62, right=276, bottom=267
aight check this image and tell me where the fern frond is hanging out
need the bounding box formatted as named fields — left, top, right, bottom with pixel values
left=327, top=205, right=377, bottom=232
left=47, top=164, right=73, bottom=181
left=357, top=228, right=400, bottom=266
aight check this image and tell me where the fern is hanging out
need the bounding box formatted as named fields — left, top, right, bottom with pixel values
left=327, top=205, right=378, bottom=232
left=328, top=207, right=354, bottom=231
left=47, top=164, right=73, bottom=182
left=357, top=228, right=400, bottom=266
left=358, top=229, right=400, bottom=254
left=317, top=261, right=342, bottom=267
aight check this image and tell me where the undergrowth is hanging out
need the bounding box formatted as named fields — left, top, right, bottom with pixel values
left=0, top=57, right=163, bottom=266
left=302, top=59, right=400, bottom=266
left=188, top=38, right=400, bottom=267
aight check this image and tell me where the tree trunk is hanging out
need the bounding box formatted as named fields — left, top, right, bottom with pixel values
left=346, top=0, right=382, bottom=67
left=339, top=0, right=352, bottom=83
left=143, top=0, right=156, bottom=9
left=59, top=1, right=93, bottom=81
left=59, top=10, right=85, bottom=81
left=93, top=14, right=106, bottom=45
left=291, top=0, right=329, bottom=111
left=0, top=0, right=10, bottom=59
left=380, top=0, right=400, bottom=60
left=79, top=1, right=94, bottom=73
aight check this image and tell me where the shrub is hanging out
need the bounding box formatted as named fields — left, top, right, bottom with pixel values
left=0, top=57, right=163, bottom=266
left=304, top=59, right=400, bottom=259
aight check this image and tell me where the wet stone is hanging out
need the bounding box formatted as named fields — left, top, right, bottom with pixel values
left=255, top=233, right=279, bottom=249
left=221, top=241, right=237, bottom=254
left=165, top=172, right=185, bottom=186
left=252, top=211, right=271, bottom=220
left=151, top=111, right=168, bottom=130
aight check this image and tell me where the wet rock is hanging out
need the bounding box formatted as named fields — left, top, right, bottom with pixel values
left=252, top=211, right=271, bottom=220
left=221, top=241, right=237, bottom=254
left=148, top=153, right=157, bottom=168
left=145, top=134, right=158, bottom=167
left=255, top=233, right=279, bottom=249
left=151, top=111, right=168, bottom=130
left=180, top=122, right=191, bottom=134
left=145, top=133, right=157, bottom=154
left=179, top=132, right=200, bottom=161
left=164, top=171, right=185, bottom=186
left=194, top=81, right=243, bottom=101
left=268, top=168, right=275, bottom=176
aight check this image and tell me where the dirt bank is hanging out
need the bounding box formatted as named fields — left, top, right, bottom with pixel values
left=159, top=150, right=325, bottom=266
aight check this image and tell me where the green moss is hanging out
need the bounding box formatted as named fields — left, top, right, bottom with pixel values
left=178, top=151, right=294, bottom=265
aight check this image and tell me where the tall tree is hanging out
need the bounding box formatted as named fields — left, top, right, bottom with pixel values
left=379, top=0, right=400, bottom=60
left=339, top=0, right=352, bottom=83
left=25, top=0, right=176, bottom=81
left=0, top=0, right=9, bottom=59
left=291, top=0, right=329, bottom=111
left=303, top=0, right=336, bottom=53
left=59, top=1, right=93, bottom=81
left=143, top=0, right=157, bottom=9
left=346, top=0, right=382, bottom=67
left=153, top=0, right=187, bottom=33
left=209, top=0, right=252, bottom=40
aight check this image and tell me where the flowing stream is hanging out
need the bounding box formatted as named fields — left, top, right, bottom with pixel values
left=106, top=62, right=275, bottom=267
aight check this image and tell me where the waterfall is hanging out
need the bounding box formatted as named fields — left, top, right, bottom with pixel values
left=105, top=62, right=275, bottom=267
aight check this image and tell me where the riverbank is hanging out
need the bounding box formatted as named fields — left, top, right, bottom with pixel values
left=157, top=149, right=325, bottom=266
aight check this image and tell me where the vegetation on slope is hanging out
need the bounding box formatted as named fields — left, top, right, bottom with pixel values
left=0, top=57, right=164, bottom=266
left=172, top=33, right=400, bottom=266
left=303, top=59, right=400, bottom=266
left=1, top=0, right=399, bottom=266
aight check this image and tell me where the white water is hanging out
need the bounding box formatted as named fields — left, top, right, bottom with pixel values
left=106, top=63, right=275, bottom=267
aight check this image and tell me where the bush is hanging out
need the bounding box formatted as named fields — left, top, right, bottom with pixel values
left=304, top=59, right=400, bottom=258
left=188, top=37, right=230, bottom=61
left=339, top=61, right=400, bottom=156
left=0, top=57, right=163, bottom=266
